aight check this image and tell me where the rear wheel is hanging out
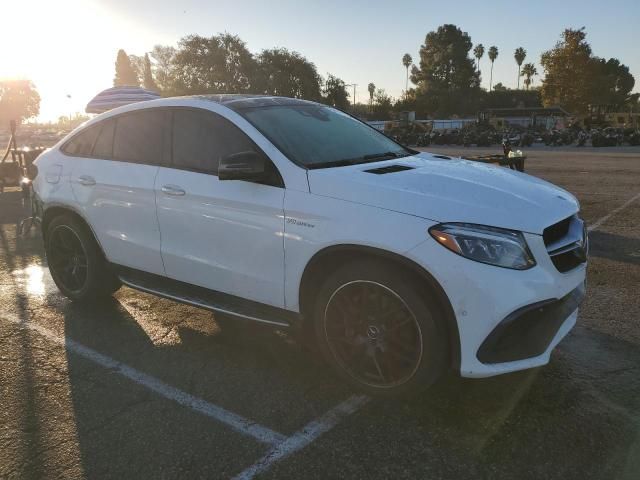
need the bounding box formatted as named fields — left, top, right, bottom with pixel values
left=45, top=214, right=121, bottom=301
left=313, top=261, right=447, bottom=396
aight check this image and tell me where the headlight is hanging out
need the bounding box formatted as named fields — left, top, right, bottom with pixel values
left=429, top=223, right=536, bottom=270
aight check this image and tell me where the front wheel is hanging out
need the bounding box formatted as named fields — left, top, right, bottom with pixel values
left=313, top=261, right=448, bottom=397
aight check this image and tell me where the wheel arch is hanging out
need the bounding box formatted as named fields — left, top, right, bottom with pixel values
left=299, top=244, right=461, bottom=371
left=41, top=205, right=108, bottom=259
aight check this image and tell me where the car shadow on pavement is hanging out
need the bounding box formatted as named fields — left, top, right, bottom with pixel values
left=351, top=326, right=640, bottom=479
left=55, top=290, right=640, bottom=480
left=589, top=230, right=640, bottom=266
left=54, top=294, right=356, bottom=477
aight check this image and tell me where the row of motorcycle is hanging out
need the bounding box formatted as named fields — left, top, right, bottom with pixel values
left=393, top=129, right=535, bottom=148
left=394, top=127, right=640, bottom=148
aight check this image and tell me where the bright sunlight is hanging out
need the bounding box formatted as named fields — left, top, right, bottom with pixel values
left=0, top=0, right=158, bottom=121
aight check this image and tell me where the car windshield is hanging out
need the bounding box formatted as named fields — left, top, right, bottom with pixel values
left=238, top=105, right=411, bottom=169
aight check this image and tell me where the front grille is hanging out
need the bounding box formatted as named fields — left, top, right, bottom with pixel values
left=543, top=215, right=588, bottom=273
left=543, top=216, right=572, bottom=246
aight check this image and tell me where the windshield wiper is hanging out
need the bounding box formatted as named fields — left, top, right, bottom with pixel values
left=306, top=151, right=412, bottom=170
left=362, top=151, right=402, bottom=161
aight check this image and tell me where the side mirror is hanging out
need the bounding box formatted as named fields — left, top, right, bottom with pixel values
left=218, top=151, right=266, bottom=181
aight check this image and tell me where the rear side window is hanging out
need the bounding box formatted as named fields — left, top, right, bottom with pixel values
left=92, top=119, right=115, bottom=159
left=113, top=110, right=166, bottom=165
left=62, top=126, right=100, bottom=156
left=172, top=109, right=259, bottom=175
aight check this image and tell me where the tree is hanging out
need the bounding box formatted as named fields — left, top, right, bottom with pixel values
left=256, top=48, right=322, bottom=100
left=128, top=54, right=145, bottom=83
left=541, top=29, right=635, bottom=113
left=410, top=24, right=480, bottom=117
left=171, top=33, right=259, bottom=95
left=514, top=47, right=526, bottom=89
left=540, top=28, right=595, bottom=113
left=0, top=79, right=40, bottom=125
left=402, top=53, right=412, bottom=97
left=591, top=57, right=635, bottom=107
left=521, top=63, right=538, bottom=90
left=142, top=53, right=158, bottom=91
left=368, top=82, right=376, bottom=112
left=114, top=49, right=139, bottom=86
left=473, top=44, right=485, bottom=75
left=488, top=46, right=498, bottom=91
left=322, top=74, right=350, bottom=110
left=482, top=88, right=542, bottom=109
left=150, top=45, right=177, bottom=94
left=372, top=89, right=393, bottom=119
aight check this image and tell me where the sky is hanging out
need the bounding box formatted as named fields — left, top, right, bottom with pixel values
left=2, top=0, right=639, bottom=122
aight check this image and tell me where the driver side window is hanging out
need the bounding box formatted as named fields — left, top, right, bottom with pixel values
left=172, top=109, right=261, bottom=176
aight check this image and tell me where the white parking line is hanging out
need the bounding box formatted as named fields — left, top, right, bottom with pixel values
left=4, top=312, right=371, bottom=477
left=2, top=313, right=286, bottom=446
left=233, top=394, right=370, bottom=480
left=588, top=192, right=640, bottom=232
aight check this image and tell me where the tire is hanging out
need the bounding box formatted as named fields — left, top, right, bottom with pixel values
left=312, top=260, right=448, bottom=397
left=45, top=214, right=121, bottom=302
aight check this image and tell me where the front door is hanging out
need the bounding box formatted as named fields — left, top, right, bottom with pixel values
left=155, top=108, right=286, bottom=308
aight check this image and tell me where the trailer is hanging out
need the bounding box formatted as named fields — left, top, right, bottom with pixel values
left=1, top=120, right=44, bottom=197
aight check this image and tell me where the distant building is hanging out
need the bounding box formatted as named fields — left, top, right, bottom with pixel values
left=479, top=106, right=571, bottom=130
left=367, top=115, right=476, bottom=132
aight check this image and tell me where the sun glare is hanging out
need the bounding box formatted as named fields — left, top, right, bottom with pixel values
left=0, top=0, right=159, bottom=122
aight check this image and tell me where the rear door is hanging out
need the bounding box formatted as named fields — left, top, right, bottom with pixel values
left=155, top=108, right=286, bottom=307
left=68, top=109, right=168, bottom=275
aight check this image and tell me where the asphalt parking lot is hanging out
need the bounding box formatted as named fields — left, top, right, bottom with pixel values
left=1, top=146, right=639, bottom=479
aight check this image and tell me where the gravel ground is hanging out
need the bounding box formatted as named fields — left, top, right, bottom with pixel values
left=1, top=148, right=639, bottom=479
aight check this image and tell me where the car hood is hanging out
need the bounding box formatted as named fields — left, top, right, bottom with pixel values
left=306, top=152, right=579, bottom=234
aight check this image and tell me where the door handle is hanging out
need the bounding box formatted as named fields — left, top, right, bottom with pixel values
left=77, top=175, right=96, bottom=186
left=161, top=185, right=186, bottom=196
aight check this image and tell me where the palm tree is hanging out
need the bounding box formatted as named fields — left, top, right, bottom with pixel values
left=488, top=46, right=498, bottom=91
left=521, top=63, right=538, bottom=90
left=402, top=53, right=412, bottom=98
left=514, top=47, right=526, bottom=89
left=368, top=82, right=376, bottom=112
left=473, top=44, right=485, bottom=76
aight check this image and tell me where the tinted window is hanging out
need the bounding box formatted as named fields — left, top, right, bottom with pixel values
left=172, top=109, right=259, bottom=175
left=92, top=119, right=115, bottom=159
left=113, top=110, right=166, bottom=164
left=62, top=126, right=100, bottom=156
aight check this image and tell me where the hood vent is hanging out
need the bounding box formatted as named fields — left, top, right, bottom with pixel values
left=364, top=164, right=415, bottom=175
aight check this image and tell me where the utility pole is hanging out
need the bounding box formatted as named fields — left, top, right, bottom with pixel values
left=345, top=83, right=357, bottom=109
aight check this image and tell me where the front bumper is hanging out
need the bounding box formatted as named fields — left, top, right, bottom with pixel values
left=477, top=282, right=585, bottom=364
left=407, top=230, right=586, bottom=378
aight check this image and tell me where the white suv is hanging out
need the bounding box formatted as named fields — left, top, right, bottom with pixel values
left=33, top=95, right=587, bottom=395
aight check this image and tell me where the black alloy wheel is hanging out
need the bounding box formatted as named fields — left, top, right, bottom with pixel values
left=45, top=214, right=121, bottom=301
left=323, top=280, right=424, bottom=389
left=48, top=225, right=89, bottom=293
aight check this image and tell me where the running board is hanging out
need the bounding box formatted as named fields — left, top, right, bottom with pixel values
left=115, top=266, right=298, bottom=328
